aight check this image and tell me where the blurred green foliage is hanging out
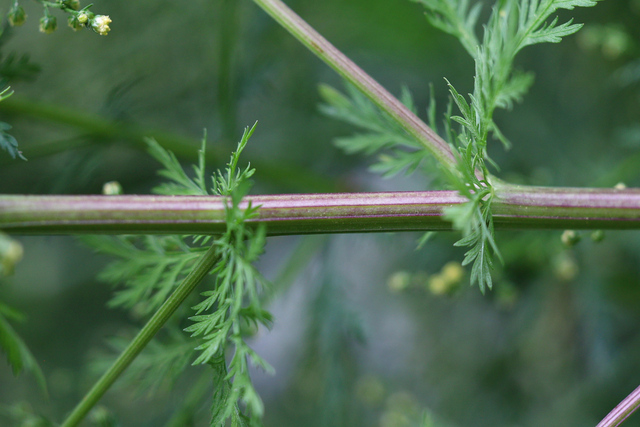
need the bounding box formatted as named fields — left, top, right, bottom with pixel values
left=1, top=0, right=640, bottom=426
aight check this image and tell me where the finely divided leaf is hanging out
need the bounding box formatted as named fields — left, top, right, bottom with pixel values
left=415, top=0, right=599, bottom=292
left=0, top=304, right=47, bottom=396
left=0, top=121, right=25, bottom=161
left=319, top=82, right=437, bottom=179
left=145, top=138, right=208, bottom=196
left=522, top=17, right=584, bottom=48
left=84, top=124, right=271, bottom=425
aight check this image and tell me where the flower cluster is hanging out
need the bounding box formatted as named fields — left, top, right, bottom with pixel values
left=6, top=1, right=112, bottom=36
left=91, top=15, right=112, bottom=35
left=68, top=10, right=112, bottom=35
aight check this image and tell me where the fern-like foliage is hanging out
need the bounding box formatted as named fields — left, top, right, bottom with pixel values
left=0, top=301, right=47, bottom=396
left=0, top=85, right=25, bottom=160
left=89, top=325, right=196, bottom=397
left=84, top=123, right=272, bottom=425
left=83, top=234, right=205, bottom=317
left=184, top=124, right=273, bottom=424
left=0, top=51, right=41, bottom=83
left=413, top=0, right=598, bottom=291
left=0, top=24, right=40, bottom=161
left=319, top=83, right=437, bottom=178
left=441, top=143, right=502, bottom=293
left=322, top=0, right=598, bottom=292
left=0, top=232, right=46, bottom=397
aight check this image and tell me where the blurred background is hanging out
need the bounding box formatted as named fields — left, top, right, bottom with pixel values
left=1, top=0, right=640, bottom=425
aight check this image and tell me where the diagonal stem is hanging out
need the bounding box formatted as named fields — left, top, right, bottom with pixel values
left=250, top=0, right=457, bottom=171
left=596, top=384, right=640, bottom=427
left=60, top=244, right=220, bottom=427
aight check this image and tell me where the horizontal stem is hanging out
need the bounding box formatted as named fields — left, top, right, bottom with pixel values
left=2, top=185, right=640, bottom=235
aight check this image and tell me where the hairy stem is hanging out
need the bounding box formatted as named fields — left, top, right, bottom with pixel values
left=60, top=244, right=220, bottom=427
left=250, top=0, right=457, bottom=171
left=3, top=185, right=640, bottom=235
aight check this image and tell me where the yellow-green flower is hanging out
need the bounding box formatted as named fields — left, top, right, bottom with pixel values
left=68, top=15, right=82, bottom=31
left=39, top=15, right=57, bottom=34
left=91, top=15, right=112, bottom=36
left=7, top=4, right=27, bottom=27
left=77, top=11, right=90, bottom=24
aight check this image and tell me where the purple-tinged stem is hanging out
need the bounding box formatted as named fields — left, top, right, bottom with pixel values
left=596, top=384, right=640, bottom=427
left=250, top=0, right=457, bottom=171
left=2, top=186, right=640, bottom=235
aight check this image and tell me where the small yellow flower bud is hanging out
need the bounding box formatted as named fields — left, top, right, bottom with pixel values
left=39, top=15, right=57, bottom=34
left=561, top=230, right=581, bottom=247
left=7, top=4, right=27, bottom=27
left=590, top=230, right=605, bottom=243
left=441, top=261, right=464, bottom=283
left=428, top=261, right=464, bottom=295
left=102, top=181, right=123, bottom=195
left=77, top=11, right=90, bottom=24
left=91, top=15, right=112, bottom=36
left=387, top=271, right=411, bottom=293
left=68, top=15, right=82, bottom=31
left=0, top=234, right=23, bottom=276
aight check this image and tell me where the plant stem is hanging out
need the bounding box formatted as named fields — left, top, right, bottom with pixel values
left=0, top=96, right=345, bottom=193
left=250, top=0, right=457, bottom=171
left=3, top=185, right=640, bottom=235
left=0, top=95, right=201, bottom=159
left=596, top=384, right=640, bottom=427
left=60, top=244, right=220, bottom=427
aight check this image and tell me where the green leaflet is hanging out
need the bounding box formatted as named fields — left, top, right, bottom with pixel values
left=0, top=85, right=25, bottom=161
left=319, top=0, right=599, bottom=292
left=319, top=83, right=437, bottom=178
left=418, top=0, right=598, bottom=291
left=0, top=302, right=48, bottom=397
left=322, top=0, right=599, bottom=292
left=84, top=123, right=272, bottom=425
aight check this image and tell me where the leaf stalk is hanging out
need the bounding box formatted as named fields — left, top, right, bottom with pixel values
left=60, top=243, right=220, bottom=427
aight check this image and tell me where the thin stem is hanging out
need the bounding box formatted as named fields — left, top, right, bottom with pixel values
left=596, top=385, right=640, bottom=427
left=60, top=244, right=220, bottom=427
left=0, top=95, right=202, bottom=159
left=3, top=186, right=640, bottom=235
left=250, top=0, right=457, bottom=171
left=0, top=96, right=343, bottom=193
left=216, top=0, right=242, bottom=142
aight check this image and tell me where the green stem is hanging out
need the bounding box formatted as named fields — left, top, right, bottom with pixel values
left=3, top=186, right=640, bottom=236
left=60, top=244, right=220, bottom=427
left=216, top=0, right=242, bottom=143
left=250, top=0, right=457, bottom=171
left=0, top=95, right=202, bottom=159
left=0, top=96, right=344, bottom=193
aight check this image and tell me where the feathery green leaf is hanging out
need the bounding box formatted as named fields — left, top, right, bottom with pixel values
left=84, top=123, right=271, bottom=425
